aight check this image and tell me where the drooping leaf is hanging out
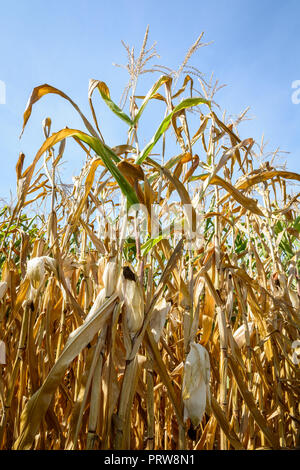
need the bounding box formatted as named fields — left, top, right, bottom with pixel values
left=23, top=129, right=139, bottom=208
left=89, top=79, right=133, bottom=126
left=172, top=74, right=193, bottom=99
left=20, top=84, right=99, bottom=138
left=190, top=173, right=264, bottom=217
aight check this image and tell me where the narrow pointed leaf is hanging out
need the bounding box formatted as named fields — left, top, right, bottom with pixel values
left=132, top=75, right=172, bottom=126
left=135, top=97, right=210, bottom=164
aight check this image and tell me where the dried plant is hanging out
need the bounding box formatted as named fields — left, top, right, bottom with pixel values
left=0, top=30, right=299, bottom=451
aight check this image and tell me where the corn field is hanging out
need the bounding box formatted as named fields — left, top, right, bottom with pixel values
left=0, top=30, right=299, bottom=450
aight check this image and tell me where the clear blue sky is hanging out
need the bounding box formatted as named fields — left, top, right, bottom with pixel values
left=0, top=0, right=300, bottom=202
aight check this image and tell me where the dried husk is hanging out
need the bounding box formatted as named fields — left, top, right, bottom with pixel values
left=149, top=297, right=171, bottom=342
left=26, top=256, right=57, bottom=289
left=118, top=267, right=144, bottom=337
left=182, top=342, right=210, bottom=427
left=0, top=340, right=5, bottom=364
left=85, top=288, right=106, bottom=322
left=102, top=257, right=119, bottom=297
left=233, top=322, right=254, bottom=349
left=0, top=281, right=8, bottom=301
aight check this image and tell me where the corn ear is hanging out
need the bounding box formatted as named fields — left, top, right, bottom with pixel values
left=182, top=342, right=210, bottom=427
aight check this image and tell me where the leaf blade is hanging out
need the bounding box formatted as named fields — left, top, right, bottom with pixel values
left=135, top=97, right=210, bottom=164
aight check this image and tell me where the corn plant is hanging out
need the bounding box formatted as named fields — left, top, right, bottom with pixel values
left=0, top=29, right=299, bottom=450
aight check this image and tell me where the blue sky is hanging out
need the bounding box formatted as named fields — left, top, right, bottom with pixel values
left=0, top=0, right=300, bottom=202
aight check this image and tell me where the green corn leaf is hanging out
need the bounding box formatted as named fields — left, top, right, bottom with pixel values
left=132, top=75, right=171, bottom=126
left=90, top=80, right=133, bottom=126
left=135, top=97, right=210, bottom=165
left=30, top=128, right=139, bottom=208
left=74, top=132, right=139, bottom=208
left=141, top=235, right=164, bottom=256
